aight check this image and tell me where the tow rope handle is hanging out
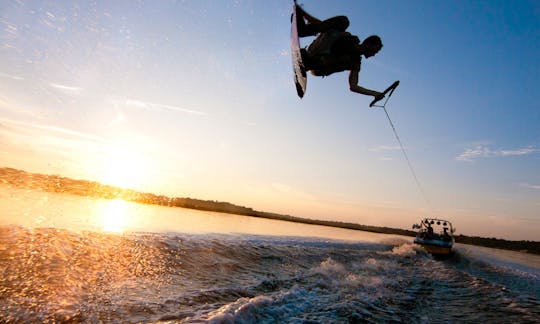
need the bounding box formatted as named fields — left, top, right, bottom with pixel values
left=369, top=80, right=400, bottom=108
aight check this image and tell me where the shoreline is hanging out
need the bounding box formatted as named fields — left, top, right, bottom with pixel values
left=1, top=166, right=539, bottom=255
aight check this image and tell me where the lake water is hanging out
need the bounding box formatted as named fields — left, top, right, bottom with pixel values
left=1, top=186, right=539, bottom=322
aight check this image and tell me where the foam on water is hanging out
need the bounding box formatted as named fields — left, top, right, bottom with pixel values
left=1, top=225, right=539, bottom=323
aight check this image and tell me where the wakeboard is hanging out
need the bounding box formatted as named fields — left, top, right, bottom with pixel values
left=291, top=0, right=307, bottom=98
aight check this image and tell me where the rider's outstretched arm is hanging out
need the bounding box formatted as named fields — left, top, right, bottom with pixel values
left=349, top=68, right=383, bottom=99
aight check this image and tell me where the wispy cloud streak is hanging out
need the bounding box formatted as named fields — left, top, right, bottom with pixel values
left=0, top=118, right=104, bottom=143
left=519, top=183, right=540, bottom=190
left=124, top=99, right=207, bottom=116
left=0, top=71, right=24, bottom=80
left=369, top=145, right=401, bottom=153
left=49, top=83, right=83, bottom=93
left=369, top=145, right=402, bottom=161
left=456, top=145, right=540, bottom=162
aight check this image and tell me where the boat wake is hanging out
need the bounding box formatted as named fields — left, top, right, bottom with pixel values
left=0, top=226, right=538, bottom=322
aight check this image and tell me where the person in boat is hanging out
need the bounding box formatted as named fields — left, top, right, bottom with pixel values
left=443, top=227, right=450, bottom=240
left=427, top=224, right=434, bottom=238
left=295, top=4, right=384, bottom=101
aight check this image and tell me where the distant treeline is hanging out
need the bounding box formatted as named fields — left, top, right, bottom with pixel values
left=454, top=235, right=539, bottom=255
left=1, top=167, right=539, bottom=255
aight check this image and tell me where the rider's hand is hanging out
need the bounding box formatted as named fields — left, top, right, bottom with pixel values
left=374, top=92, right=384, bottom=101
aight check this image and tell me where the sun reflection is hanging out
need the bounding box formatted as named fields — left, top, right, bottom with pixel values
left=100, top=199, right=130, bottom=232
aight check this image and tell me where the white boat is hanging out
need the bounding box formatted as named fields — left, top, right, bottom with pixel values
left=413, top=218, right=455, bottom=255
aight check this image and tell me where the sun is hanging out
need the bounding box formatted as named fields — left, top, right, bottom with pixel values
left=98, top=140, right=148, bottom=190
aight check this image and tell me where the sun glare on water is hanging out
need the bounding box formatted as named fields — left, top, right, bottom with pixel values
left=88, top=139, right=157, bottom=233
left=100, top=199, right=130, bottom=232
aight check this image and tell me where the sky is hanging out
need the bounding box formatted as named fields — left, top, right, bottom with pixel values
left=0, top=0, right=539, bottom=240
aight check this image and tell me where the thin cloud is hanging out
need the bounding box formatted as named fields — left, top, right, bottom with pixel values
left=124, top=98, right=207, bottom=116
left=0, top=118, right=105, bottom=143
left=456, top=145, right=539, bottom=162
left=455, top=146, right=490, bottom=161
left=369, top=145, right=401, bottom=152
left=0, top=71, right=24, bottom=80
left=370, top=145, right=401, bottom=161
left=49, top=83, right=83, bottom=93
left=125, top=99, right=148, bottom=109
left=499, top=148, right=538, bottom=156
left=153, top=103, right=207, bottom=116
left=519, top=183, right=540, bottom=190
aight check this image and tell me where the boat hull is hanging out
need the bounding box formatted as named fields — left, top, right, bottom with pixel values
left=415, top=242, right=453, bottom=255
left=414, top=237, right=454, bottom=255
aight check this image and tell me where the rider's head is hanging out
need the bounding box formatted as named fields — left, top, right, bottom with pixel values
left=361, top=35, right=382, bottom=58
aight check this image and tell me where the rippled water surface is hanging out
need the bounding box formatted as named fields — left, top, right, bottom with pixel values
left=1, top=188, right=539, bottom=322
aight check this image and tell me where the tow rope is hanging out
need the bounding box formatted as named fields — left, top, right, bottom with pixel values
left=371, top=81, right=434, bottom=212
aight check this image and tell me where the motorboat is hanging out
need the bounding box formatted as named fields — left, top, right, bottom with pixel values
left=413, top=218, right=455, bottom=255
